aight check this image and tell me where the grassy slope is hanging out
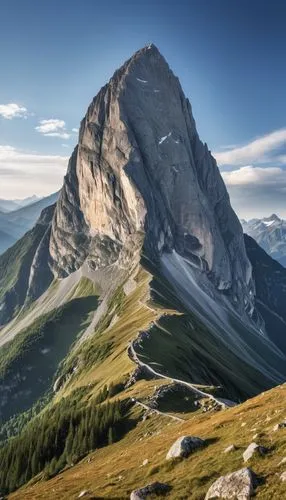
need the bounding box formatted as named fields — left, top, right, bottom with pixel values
left=9, top=383, right=286, bottom=499
left=57, top=268, right=160, bottom=400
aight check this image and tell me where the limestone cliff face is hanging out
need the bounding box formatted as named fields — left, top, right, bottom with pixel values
left=42, top=44, right=253, bottom=316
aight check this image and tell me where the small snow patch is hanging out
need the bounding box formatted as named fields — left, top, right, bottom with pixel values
left=263, top=220, right=276, bottom=227
left=159, top=132, right=171, bottom=145
left=136, top=78, right=148, bottom=83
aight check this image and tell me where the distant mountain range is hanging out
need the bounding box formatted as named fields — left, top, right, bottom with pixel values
left=241, top=214, right=286, bottom=267
left=0, top=192, right=59, bottom=254
left=0, top=195, right=41, bottom=213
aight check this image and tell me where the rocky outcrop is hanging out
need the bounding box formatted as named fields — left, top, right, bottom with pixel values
left=205, top=467, right=257, bottom=499
left=166, top=435, right=205, bottom=459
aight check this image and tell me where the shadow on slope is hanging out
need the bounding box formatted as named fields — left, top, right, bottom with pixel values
left=0, top=295, right=97, bottom=423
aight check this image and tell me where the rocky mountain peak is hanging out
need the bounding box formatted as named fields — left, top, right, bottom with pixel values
left=264, top=214, right=281, bottom=222
left=27, top=46, right=255, bottom=319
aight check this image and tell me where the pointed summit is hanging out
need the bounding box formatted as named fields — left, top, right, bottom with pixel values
left=44, top=43, right=253, bottom=323
left=266, top=213, right=280, bottom=221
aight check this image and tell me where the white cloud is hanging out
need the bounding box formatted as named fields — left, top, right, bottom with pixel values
left=72, top=128, right=79, bottom=133
left=35, top=119, right=70, bottom=139
left=0, top=103, right=28, bottom=120
left=222, top=165, right=286, bottom=218
left=214, top=129, right=286, bottom=166
left=222, top=166, right=286, bottom=187
left=0, top=145, right=68, bottom=198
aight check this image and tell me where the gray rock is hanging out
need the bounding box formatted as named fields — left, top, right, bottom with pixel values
left=243, top=442, right=267, bottom=462
left=280, top=471, right=286, bottom=482
left=205, top=467, right=257, bottom=499
left=130, top=482, right=170, bottom=499
left=166, top=435, right=205, bottom=459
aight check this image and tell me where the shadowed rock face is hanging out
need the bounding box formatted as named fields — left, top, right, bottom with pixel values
left=45, top=44, right=253, bottom=316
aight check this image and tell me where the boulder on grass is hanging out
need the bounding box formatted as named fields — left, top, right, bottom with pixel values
left=205, top=467, right=257, bottom=499
left=273, top=421, right=286, bottom=432
left=166, top=435, right=205, bottom=459
left=243, top=442, right=267, bottom=462
left=130, top=482, right=171, bottom=499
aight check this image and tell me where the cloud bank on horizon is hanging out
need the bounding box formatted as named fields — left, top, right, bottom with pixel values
left=0, top=102, right=79, bottom=198
left=0, top=145, right=68, bottom=199
left=213, top=128, right=286, bottom=219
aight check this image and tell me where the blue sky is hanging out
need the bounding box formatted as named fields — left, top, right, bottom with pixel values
left=0, top=0, right=285, bottom=218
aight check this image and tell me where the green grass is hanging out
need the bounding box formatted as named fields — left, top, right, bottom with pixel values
left=67, top=276, right=101, bottom=300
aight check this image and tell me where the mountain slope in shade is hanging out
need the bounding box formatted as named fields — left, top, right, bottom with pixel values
left=242, top=214, right=286, bottom=267
left=0, top=199, right=19, bottom=213
left=244, top=233, right=286, bottom=352
left=0, top=192, right=59, bottom=255
left=0, top=229, right=15, bottom=255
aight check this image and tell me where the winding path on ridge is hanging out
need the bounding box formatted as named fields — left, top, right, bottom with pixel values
left=133, top=399, right=184, bottom=422
left=128, top=332, right=236, bottom=411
